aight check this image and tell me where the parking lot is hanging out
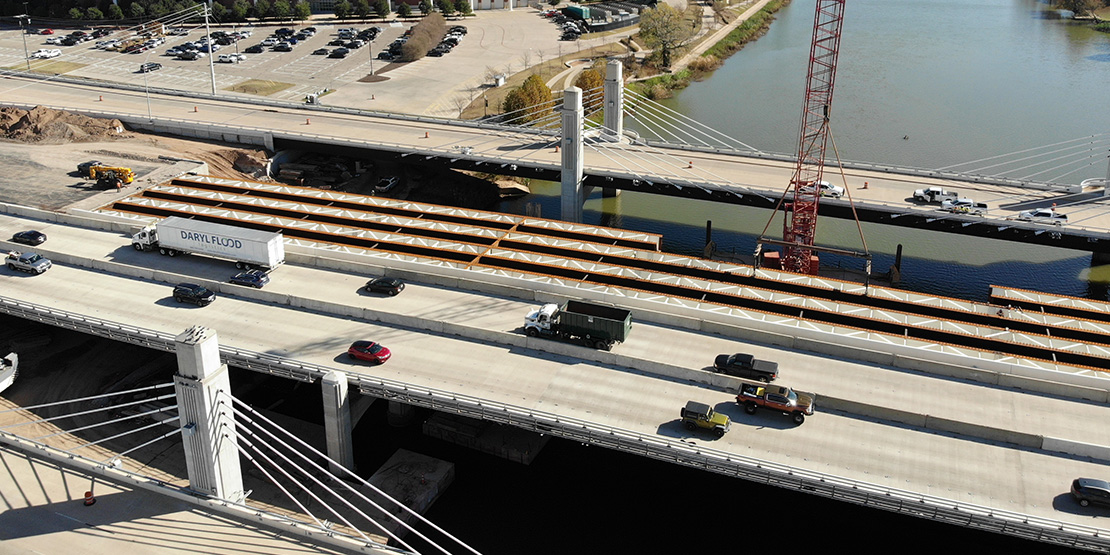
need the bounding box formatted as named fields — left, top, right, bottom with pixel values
left=0, top=11, right=624, bottom=118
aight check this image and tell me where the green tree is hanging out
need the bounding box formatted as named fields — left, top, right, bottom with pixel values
left=68, top=7, right=84, bottom=19
left=436, top=0, right=454, bottom=17
left=375, top=0, right=390, bottom=18
left=272, top=0, right=292, bottom=19
left=397, top=2, right=412, bottom=18
left=232, top=0, right=251, bottom=21
left=253, top=0, right=272, bottom=19
left=334, top=0, right=351, bottom=18
left=419, top=0, right=433, bottom=16
left=211, top=2, right=229, bottom=21
left=639, top=3, right=694, bottom=69
left=293, top=0, right=312, bottom=20
left=86, top=7, right=104, bottom=19
left=356, top=0, right=372, bottom=19
left=1055, top=0, right=1103, bottom=17
left=129, top=3, right=145, bottom=18
left=455, top=0, right=472, bottom=15
left=107, top=4, right=124, bottom=19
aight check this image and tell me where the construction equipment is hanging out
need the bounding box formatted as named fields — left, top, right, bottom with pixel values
left=87, top=166, right=135, bottom=188
left=779, top=0, right=847, bottom=274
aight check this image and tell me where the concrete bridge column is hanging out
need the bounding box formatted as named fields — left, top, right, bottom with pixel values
left=321, top=370, right=355, bottom=474
left=173, top=326, right=244, bottom=500
left=602, top=60, right=623, bottom=143
left=387, top=401, right=417, bottom=426
left=561, top=86, right=585, bottom=223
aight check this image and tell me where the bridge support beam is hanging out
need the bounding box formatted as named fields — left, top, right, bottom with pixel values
left=173, top=326, right=244, bottom=500
left=321, top=370, right=355, bottom=474
left=602, top=60, right=623, bottom=143
left=561, top=86, right=586, bottom=223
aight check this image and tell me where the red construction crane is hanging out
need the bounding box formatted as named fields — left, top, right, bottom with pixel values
left=781, top=0, right=847, bottom=274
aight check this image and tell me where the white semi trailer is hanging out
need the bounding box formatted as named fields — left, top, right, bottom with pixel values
left=131, top=216, right=285, bottom=269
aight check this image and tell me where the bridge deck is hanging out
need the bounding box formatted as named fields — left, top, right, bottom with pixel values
left=3, top=211, right=1110, bottom=541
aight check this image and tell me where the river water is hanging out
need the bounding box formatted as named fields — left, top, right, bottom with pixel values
left=501, top=0, right=1110, bottom=302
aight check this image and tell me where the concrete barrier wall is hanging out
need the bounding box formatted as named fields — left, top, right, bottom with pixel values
left=1043, top=437, right=1110, bottom=461
left=923, top=414, right=1043, bottom=448
left=820, top=396, right=930, bottom=428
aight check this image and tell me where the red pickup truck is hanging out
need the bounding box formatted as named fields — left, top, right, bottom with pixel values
left=736, top=383, right=816, bottom=425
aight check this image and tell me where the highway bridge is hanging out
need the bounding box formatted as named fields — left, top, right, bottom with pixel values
left=4, top=181, right=1110, bottom=552
left=4, top=73, right=1110, bottom=254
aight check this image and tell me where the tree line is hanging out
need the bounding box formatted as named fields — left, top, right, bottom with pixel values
left=1, top=1, right=313, bottom=22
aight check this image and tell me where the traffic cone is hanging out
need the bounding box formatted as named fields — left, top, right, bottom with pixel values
left=686, top=161, right=693, bottom=169
left=193, top=106, right=198, bottom=113
left=863, top=181, right=869, bottom=189
left=83, top=491, right=96, bottom=506
left=424, top=131, right=429, bottom=138
left=306, top=118, right=311, bottom=125
left=99, top=95, right=103, bottom=102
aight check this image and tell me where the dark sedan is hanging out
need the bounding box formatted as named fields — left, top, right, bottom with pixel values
left=229, top=269, right=270, bottom=288
left=347, top=340, right=391, bottom=364
left=173, top=283, right=215, bottom=306
left=11, top=230, right=47, bottom=246
left=1073, top=478, right=1110, bottom=508
left=313, top=48, right=329, bottom=55
left=364, top=277, right=404, bottom=296
left=329, top=47, right=349, bottom=58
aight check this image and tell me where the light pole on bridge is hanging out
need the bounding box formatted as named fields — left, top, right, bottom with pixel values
left=16, top=5, right=30, bottom=72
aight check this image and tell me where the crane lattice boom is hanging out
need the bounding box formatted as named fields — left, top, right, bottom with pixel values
left=782, top=0, right=846, bottom=274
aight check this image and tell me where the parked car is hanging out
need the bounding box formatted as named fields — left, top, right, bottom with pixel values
left=329, top=47, right=349, bottom=58
left=261, top=37, right=278, bottom=46
left=364, top=277, right=405, bottom=296
left=139, top=62, right=162, bottom=72
left=177, top=51, right=204, bottom=60
left=244, top=44, right=264, bottom=54
left=1017, top=208, right=1068, bottom=226
left=1073, top=478, right=1110, bottom=508
left=347, top=340, right=391, bottom=364
left=798, top=180, right=845, bottom=199
left=229, top=269, right=270, bottom=288
left=273, top=43, right=293, bottom=52
left=173, top=283, right=215, bottom=306
left=30, top=49, right=61, bottom=59
left=40, top=28, right=54, bottom=35
left=328, top=39, right=347, bottom=46
left=313, top=48, right=329, bottom=55
left=377, top=51, right=394, bottom=61
left=11, top=230, right=47, bottom=246
left=77, top=160, right=103, bottom=175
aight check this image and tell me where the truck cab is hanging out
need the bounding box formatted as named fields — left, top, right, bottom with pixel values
left=680, top=401, right=731, bottom=437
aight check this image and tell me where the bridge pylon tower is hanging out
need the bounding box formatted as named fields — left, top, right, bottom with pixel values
left=561, top=86, right=586, bottom=223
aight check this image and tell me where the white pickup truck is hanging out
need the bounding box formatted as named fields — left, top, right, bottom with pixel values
left=5, top=251, right=52, bottom=274
left=913, top=186, right=960, bottom=204
left=941, top=198, right=988, bottom=215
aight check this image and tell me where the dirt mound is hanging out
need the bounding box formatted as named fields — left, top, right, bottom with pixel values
left=0, top=106, right=129, bottom=144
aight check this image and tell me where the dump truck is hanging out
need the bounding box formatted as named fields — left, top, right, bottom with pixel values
left=131, top=216, right=285, bottom=269
left=523, top=299, right=632, bottom=350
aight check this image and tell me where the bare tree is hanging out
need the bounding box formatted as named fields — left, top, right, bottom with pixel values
left=520, top=49, right=533, bottom=70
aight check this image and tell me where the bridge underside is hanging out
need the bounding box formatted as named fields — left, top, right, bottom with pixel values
left=274, top=137, right=1110, bottom=254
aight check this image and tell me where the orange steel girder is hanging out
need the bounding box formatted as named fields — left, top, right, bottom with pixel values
left=783, top=0, right=846, bottom=274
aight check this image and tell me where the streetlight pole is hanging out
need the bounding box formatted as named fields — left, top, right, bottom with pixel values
left=17, top=7, right=30, bottom=71
left=369, top=37, right=374, bottom=76
left=204, top=5, right=216, bottom=96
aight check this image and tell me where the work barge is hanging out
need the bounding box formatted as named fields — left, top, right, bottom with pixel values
left=94, top=175, right=1110, bottom=376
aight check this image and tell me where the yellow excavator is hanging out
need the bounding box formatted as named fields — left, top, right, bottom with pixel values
left=86, top=166, right=136, bottom=189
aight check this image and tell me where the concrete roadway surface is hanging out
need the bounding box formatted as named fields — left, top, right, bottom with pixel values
left=2, top=212, right=1110, bottom=533
left=3, top=74, right=1107, bottom=234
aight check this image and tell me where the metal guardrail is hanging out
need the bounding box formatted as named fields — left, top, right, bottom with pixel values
left=2, top=294, right=1108, bottom=551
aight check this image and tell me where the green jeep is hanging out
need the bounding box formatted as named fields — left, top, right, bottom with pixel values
left=680, top=401, right=731, bottom=437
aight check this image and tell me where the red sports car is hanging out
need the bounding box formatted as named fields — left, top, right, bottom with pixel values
left=347, top=340, right=391, bottom=364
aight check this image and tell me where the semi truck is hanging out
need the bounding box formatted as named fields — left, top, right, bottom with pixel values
left=523, top=299, right=632, bottom=350
left=131, top=216, right=285, bottom=269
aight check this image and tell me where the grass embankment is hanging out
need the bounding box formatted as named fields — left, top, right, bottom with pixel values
left=460, top=42, right=628, bottom=120
left=6, top=61, right=83, bottom=75
left=629, top=0, right=787, bottom=99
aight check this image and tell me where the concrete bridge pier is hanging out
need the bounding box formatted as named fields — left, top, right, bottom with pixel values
left=173, top=326, right=245, bottom=500
left=321, top=370, right=355, bottom=474
left=561, top=86, right=586, bottom=223
left=387, top=400, right=417, bottom=426
left=600, top=61, right=624, bottom=199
